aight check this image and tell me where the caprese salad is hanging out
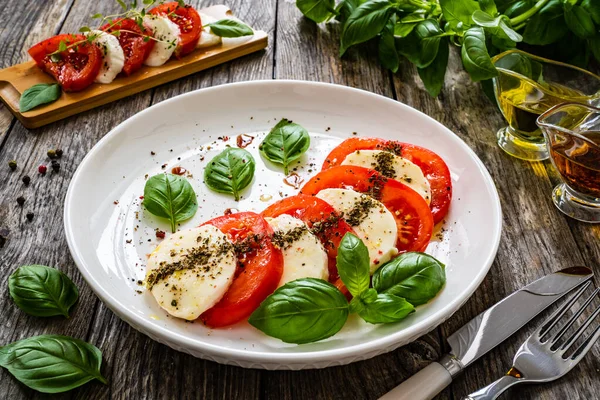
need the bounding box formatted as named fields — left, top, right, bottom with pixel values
left=142, top=121, right=452, bottom=344
left=24, top=1, right=252, bottom=96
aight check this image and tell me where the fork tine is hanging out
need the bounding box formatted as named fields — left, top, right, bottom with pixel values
left=551, top=288, right=600, bottom=348
left=569, top=323, right=600, bottom=361
left=538, top=281, right=592, bottom=339
left=560, top=297, right=600, bottom=354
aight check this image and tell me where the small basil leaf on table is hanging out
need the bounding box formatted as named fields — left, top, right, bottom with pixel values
left=0, top=335, right=107, bottom=393
left=296, top=0, right=336, bottom=23
left=417, top=37, right=449, bottom=97
left=8, top=265, right=78, bottom=318
left=336, top=233, right=371, bottom=297
left=373, top=252, right=446, bottom=306
left=19, top=83, right=61, bottom=113
left=204, top=147, right=255, bottom=201
left=461, top=27, right=498, bottom=82
left=439, top=0, right=480, bottom=30
left=357, top=293, right=415, bottom=324
left=522, top=0, right=568, bottom=46
left=340, top=0, right=393, bottom=56
left=205, top=19, right=254, bottom=38
left=378, top=15, right=399, bottom=73
left=248, top=278, right=349, bottom=344
left=259, top=119, right=310, bottom=175
left=143, top=173, right=198, bottom=233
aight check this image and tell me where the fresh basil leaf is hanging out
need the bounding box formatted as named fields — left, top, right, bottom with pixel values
left=582, top=0, right=600, bottom=24
left=297, top=0, right=336, bottom=23
left=555, top=31, right=589, bottom=67
left=373, top=252, right=446, bottom=306
left=504, top=0, right=534, bottom=17
left=336, top=0, right=366, bottom=23
left=340, top=0, right=393, bottom=56
left=490, top=34, right=517, bottom=51
left=143, top=173, right=198, bottom=233
left=394, top=22, right=417, bottom=37
left=479, top=0, right=498, bottom=15
left=259, top=118, right=310, bottom=175
left=204, top=147, right=255, bottom=201
left=248, top=278, right=349, bottom=344
left=495, top=0, right=523, bottom=13
left=522, top=0, right=568, bottom=45
left=0, top=335, right=107, bottom=393
left=461, top=27, right=497, bottom=81
left=357, top=293, right=415, bottom=324
left=564, top=5, right=596, bottom=39
left=439, top=0, right=481, bottom=30
left=397, top=19, right=444, bottom=68
left=206, top=19, right=253, bottom=38
left=19, top=83, right=61, bottom=113
left=417, top=38, right=449, bottom=97
left=8, top=265, right=78, bottom=318
left=471, top=11, right=523, bottom=42
left=336, top=233, right=371, bottom=297
left=379, top=16, right=400, bottom=72
left=591, top=35, right=600, bottom=63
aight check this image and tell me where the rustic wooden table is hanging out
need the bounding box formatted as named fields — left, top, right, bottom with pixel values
left=1, top=1, right=599, bottom=399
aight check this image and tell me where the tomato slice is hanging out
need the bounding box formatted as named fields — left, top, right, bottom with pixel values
left=200, top=212, right=283, bottom=327
left=101, top=18, right=155, bottom=76
left=28, top=34, right=102, bottom=92
left=149, top=2, right=201, bottom=57
left=261, top=194, right=357, bottom=282
left=300, top=166, right=434, bottom=253
left=322, top=137, right=452, bottom=224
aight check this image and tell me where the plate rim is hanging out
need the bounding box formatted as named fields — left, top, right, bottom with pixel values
left=64, top=79, right=502, bottom=365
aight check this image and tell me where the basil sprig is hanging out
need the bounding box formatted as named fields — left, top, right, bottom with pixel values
left=205, top=19, right=254, bottom=38
left=19, top=83, right=61, bottom=113
left=259, top=119, right=310, bottom=175
left=143, top=173, right=198, bottom=233
left=204, top=147, right=256, bottom=201
left=0, top=335, right=106, bottom=393
left=250, top=233, right=446, bottom=344
left=8, top=265, right=78, bottom=318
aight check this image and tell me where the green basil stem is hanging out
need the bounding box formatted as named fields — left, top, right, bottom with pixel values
left=509, top=0, right=551, bottom=26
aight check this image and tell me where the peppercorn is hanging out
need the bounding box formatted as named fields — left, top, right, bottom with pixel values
left=156, top=230, right=166, bottom=239
left=38, top=165, right=47, bottom=175
left=16, top=196, right=25, bottom=206
left=22, top=175, right=31, bottom=185
left=47, top=149, right=57, bottom=159
left=8, top=160, right=17, bottom=171
left=55, top=149, right=63, bottom=158
left=26, top=212, right=34, bottom=221
left=51, top=160, right=60, bottom=172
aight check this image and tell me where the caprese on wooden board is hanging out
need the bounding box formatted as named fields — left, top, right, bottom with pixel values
left=139, top=118, right=453, bottom=344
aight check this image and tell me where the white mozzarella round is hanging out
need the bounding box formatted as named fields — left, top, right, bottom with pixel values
left=341, top=149, right=431, bottom=204
left=197, top=12, right=222, bottom=48
left=143, top=15, right=180, bottom=66
left=265, top=214, right=328, bottom=287
left=86, top=30, right=124, bottom=84
left=146, top=225, right=237, bottom=320
left=316, top=188, right=398, bottom=273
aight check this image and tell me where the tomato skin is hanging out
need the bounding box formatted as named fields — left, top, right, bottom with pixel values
left=28, top=34, right=102, bottom=91
left=149, top=2, right=201, bottom=57
left=322, top=137, right=452, bottom=224
left=200, top=212, right=283, bottom=327
left=101, top=18, right=155, bottom=75
left=261, top=194, right=357, bottom=282
left=300, top=166, right=434, bottom=253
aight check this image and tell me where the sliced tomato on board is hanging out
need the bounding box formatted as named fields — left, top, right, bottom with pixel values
left=200, top=212, right=283, bottom=327
left=322, top=137, right=452, bottom=224
left=28, top=34, right=102, bottom=92
left=300, top=166, right=434, bottom=253
left=262, top=194, right=357, bottom=283
left=149, top=2, right=201, bottom=57
left=101, top=18, right=155, bottom=75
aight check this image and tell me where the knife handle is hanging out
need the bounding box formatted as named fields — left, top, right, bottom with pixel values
left=379, top=361, right=452, bottom=400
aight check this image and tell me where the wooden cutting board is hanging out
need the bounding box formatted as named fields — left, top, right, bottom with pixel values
left=0, top=5, right=268, bottom=129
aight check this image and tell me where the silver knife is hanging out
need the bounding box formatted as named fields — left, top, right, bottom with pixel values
left=379, top=266, right=593, bottom=400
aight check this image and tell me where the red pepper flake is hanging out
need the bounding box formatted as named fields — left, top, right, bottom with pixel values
left=139, top=195, right=144, bottom=200
left=156, top=230, right=166, bottom=239
left=114, top=200, right=119, bottom=205
left=38, top=165, right=47, bottom=175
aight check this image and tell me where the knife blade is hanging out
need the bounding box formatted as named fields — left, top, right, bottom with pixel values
left=379, top=266, right=593, bottom=400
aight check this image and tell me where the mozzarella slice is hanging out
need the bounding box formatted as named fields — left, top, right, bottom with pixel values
left=197, top=12, right=222, bottom=49
left=342, top=150, right=431, bottom=204
left=146, top=225, right=237, bottom=320
left=265, top=214, right=328, bottom=287
left=143, top=15, right=180, bottom=66
left=316, top=188, right=398, bottom=273
left=86, top=30, right=124, bottom=84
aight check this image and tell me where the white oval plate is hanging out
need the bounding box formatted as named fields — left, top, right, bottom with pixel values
left=65, top=80, right=502, bottom=370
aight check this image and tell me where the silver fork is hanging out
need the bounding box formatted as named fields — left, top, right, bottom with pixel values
left=464, top=281, right=600, bottom=400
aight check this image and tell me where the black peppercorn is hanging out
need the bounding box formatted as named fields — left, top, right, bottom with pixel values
left=55, top=149, right=63, bottom=158
left=16, top=196, right=25, bottom=206
left=26, top=212, right=34, bottom=221
left=22, top=175, right=31, bottom=185
left=51, top=160, right=60, bottom=172
left=8, top=160, right=17, bottom=171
